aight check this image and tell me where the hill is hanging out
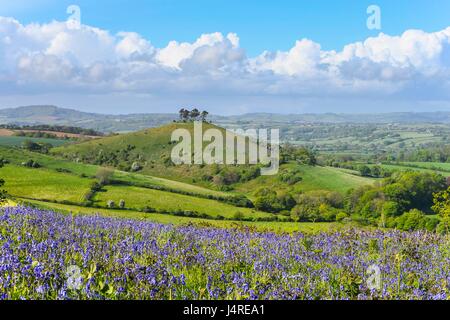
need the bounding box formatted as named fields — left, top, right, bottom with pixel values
left=52, top=122, right=374, bottom=195
left=52, top=122, right=261, bottom=187
left=0, top=105, right=177, bottom=133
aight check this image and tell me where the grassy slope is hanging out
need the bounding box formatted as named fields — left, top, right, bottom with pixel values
left=94, top=185, right=273, bottom=219
left=0, top=163, right=258, bottom=220
left=112, top=171, right=230, bottom=198
left=0, top=146, right=229, bottom=199
left=51, top=122, right=260, bottom=187
left=235, top=164, right=374, bottom=197
left=0, top=146, right=99, bottom=176
left=0, top=136, right=69, bottom=147
left=52, top=123, right=375, bottom=196
left=0, top=147, right=265, bottom=221
left=366, top=163, right=450, bottom=177
left=0, top=165, right=93, bottom=203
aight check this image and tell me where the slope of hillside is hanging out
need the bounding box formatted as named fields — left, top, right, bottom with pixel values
left=52, top=122, right=374, bottom=194
left=52, top=122, right=256, bottom=187
left=235, top=164, right=375, bottom=197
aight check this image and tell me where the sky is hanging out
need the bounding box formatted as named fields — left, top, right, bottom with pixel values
left=0, top=0, right=450, bottom=115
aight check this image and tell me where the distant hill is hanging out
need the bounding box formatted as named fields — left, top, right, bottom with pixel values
left=0, top=105, right=177, bottom=133
left=3, top=105, right=450, bottom=133
left=215, top=112, right=450, bottom=125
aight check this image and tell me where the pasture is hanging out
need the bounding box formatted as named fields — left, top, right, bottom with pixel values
left=0, top=136, right=68, bottom=147
left=236, top=164, right=374, bottom=196
left=94, top=185, right=274, bottom=220
left=0, top=165, right=94, bottom=203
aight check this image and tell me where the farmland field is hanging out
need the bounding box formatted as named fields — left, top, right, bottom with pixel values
left=369, top=163, right=450, bottom=177
left=0, top=165, right=93, bottom=203
left=94, top=185, right=275, bottom=220
left=236, top=164, right=374, bottom=196
left=0, top=136, right=68, bottom=147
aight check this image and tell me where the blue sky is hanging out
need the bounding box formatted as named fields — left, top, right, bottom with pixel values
left=3, top=0, right=450, bottom=56
left=0, top=0, right=450, bottom=114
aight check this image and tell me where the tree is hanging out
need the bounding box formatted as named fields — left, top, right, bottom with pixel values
left=190, top=108, right=201, bottom=121
left=395, top=209, right=427, bottom=231
left=233, top=211, right=245, bottom=221
left=0, top=179, right=7, bottom=204
left=179, top=108, right=187, bottom=121
left=22, top=140, right=41, bottom=151
left=358, top=165, right=372, bottom=177
left=200, top=111, right=209, bottom=122
left=96, top=167, right=114, bottom=185
left=0, top=160, right=8, bottom=204
left=179, top=108, right=190, bottom=121
left=432, top=186, right=450, bottom=217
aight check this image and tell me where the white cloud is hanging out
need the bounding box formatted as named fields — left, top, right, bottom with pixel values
left=0, top=16, right=450, bottom=113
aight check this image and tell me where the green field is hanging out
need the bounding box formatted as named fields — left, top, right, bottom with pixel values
left=0, top=162, right=269, bottom=221
left=0, top=146, right=231, bottom=199
left=0, top=136, right=68, bottom=147
left=401, top=162, right=450, bottom=172
left=113, top=170, right=230, bottom=198
left=369, top=162, right=450, bottom=177
left=0, top=146, right=99, bottom=176
left=236, top=164, right=374, bottom=197
left=0, top=165, right=94, bottom=203
left=94, top=185, right=274, bottom=220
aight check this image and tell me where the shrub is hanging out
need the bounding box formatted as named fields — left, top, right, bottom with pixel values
left=395, top=209, right=427, bottom=231
left=131, top=162, right=142, bottom=172
left=336, top=212, right=349, bottom=222
left=107, top=200, right=115, bottom=208
left=233, top=211, right=245, bottom=221
left=96, top=168, right=114, bottom=186
left=22, top=160, right=41, bottom=168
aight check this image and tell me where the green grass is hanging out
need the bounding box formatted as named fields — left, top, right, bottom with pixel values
left=402, top=162, right=450, bottom=172
left=236, top=164, right=375, bottom=197
left=0, top=146, right=99, bottom=176
left=0, top=136, right=68, bottom=147
left=0, top=146, right=229, bottom=199
left=94, top=185, right=274, bottom=220
left=21, top=199, right=346, bottom=234
left=0, top=165, right=94, bottom=203
left=113, top=171, right=230, bottom=198
left=52, top=123, right=261, bottom=187
left=371, top=163, right=450, bottom=177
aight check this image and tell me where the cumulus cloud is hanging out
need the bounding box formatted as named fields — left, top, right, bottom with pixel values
left=1, top=16, right=450, bottom=111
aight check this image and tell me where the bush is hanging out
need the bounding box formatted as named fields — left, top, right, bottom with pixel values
left=233, top=211, right=245, bottom=221
left=96, top=168, right=114, bottom=186
left=22, top=160, right=41, bottom=168
left=107, top=200, right=115, bottom=209
left=119, top=200, right=126, bottom=209
left=142, top=206, right=157, bottom=213
left=131, top=162, right=142, bottom=172
left=336, top=212, right=349, bottom=222
left=395, top=209, right=427, bottom=231
left=437, top=216, right=450, bottom=234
